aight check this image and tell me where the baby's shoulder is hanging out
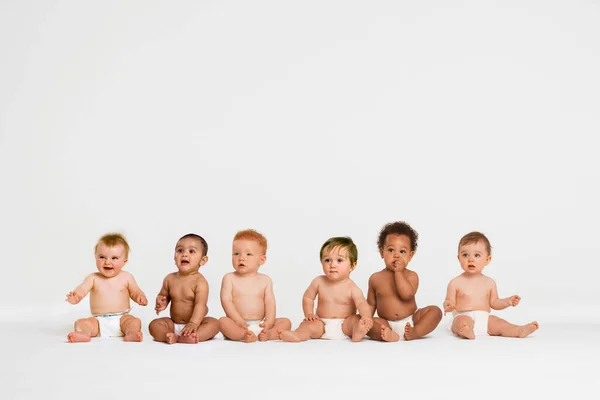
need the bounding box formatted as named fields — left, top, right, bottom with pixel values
left=256, top=272, right=272, bottom=283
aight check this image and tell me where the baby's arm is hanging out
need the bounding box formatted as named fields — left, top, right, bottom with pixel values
left=181, top=276, right=209, bottom=336
left=155, top=276, right=171, bottom=315
left=302, top=277, right=320, bottom=321
left=394, top=269, right=419, bottom=300
left=350, top=283, right=371, bottom=319
left=443, top=280, right=457, bottom=315
left=65, top=274, right=95, bottom=304
left=262, top=277, right=276, bottom=330
left=490, top=280, right=521, bottom=310
left=366, top=275, right=377, bottom=317
left=220, top=274, right=247, bottom=327
left=127, top=273, right=148, bottom=306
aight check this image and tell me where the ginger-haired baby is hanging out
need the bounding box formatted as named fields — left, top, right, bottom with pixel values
left=66, top=233, right=148, bottom=342
left=149, top=233, right=220, bottom=344
left=219, top=229, right=291, bottom=342
left=444, top=231, right=539, bottom=339
left=366, top=221, right=443, bottom=341
left=279, top=236, right=373, bottom=342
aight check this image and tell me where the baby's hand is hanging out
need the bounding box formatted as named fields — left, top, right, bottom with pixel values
left=259, top=321, right=274, bottom=331
left=66, top=291, right=82, bottom=304
left=360, top=316, right=373, bottom=331
left=304, top=314, right=320, bottom=322
left=393, top=259, right=407, bottom=272
left=443, top=299, right=455, bottom=315
left=181, top=322, right=198, bottom=336
left=508, top=295, right=521, bottom=307
left=135, top=292, right=148, bottom=306
left=155, top=295, right=168, bottom=314
left=236, top=319, right=249, bottom=329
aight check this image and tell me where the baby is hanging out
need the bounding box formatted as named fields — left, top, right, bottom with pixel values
left=149, top=233, right=220, bottom=344
left=366, top=222, right=442, bottom=341
left=219, top=229, right=291, bottom=342
left=66, top=233, right=148, bottom=342
left=444, top=231, right=539, bottom=339
left=279, top=236, right=373, bottom=342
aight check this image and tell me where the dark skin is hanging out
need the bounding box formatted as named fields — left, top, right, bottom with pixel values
left=366, top=233, right=442, bottom=341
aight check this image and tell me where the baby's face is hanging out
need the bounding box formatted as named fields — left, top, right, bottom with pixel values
left=380, top=234, right=414, bottom=271
left=321, top=246, right=354, bottom=281
left=95, top=243, right=127, bottom=278
left=457, top=241, right=491, bottom=275
left=232, top=239, right=266, bottom=275
left=174, top=238, right=207, bottom=274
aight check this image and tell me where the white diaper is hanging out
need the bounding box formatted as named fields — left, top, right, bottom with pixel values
left=95, top=310, right=129, bottom=338
left=246, top=319, right=264, bottom=336
left=387, top=315, right=414, bottom=340
left=320, top=318, right=349, bottom=340
left=173, top=323, right=186, bottom=336
left=451, top=310, right=490, bottom=336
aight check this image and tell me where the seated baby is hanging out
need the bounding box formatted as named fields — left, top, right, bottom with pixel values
left=279, top=236, right=373, bottom=342
left=219, top=229, right=291, bottom=342
left=444, top=231, right=538, bottom=339
left=66, top=233, right=147, bottom=342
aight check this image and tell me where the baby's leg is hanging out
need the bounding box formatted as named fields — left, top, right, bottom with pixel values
left=279, top=320, right=325, bottom=342
left=219, top=317, right=256, bottom=342
left=342, top=315, right=371, bottom=342
left=120, top=315, right=143, bottom=342
left=67, top=317, right=99, bottom=343
left=451, top=315, right=475, bottom=339
left=149, top=317, right=177, bottom=344
left=195, top=317, right=220, bottom=342
left=259, top=318, right=292, bottom=341
left=488, top=315, right=539, bottom=338
left=366, top=317, right=399, bottom=342
left=407, top=305, right=443, bottom=340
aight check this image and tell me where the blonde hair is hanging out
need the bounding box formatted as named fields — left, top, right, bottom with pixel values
left=320, top=237, right=358, bottom=266
left=458, top=231, right=492, bottom=255
left=233, top=229, right=268, bottom=254
left=95, top=233, right=130, bottom=257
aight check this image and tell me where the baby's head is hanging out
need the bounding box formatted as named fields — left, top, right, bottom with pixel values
left=377, top=222, right=418, bottom=271
left=232, top=229, right=267, bottom=275
left=320, top=237, right=358, bottom=281
left=94, top=233, right=130, bottom=278
left=174, top=233, right=209, bottom=273
left=457, top=231, right=492, bottom=274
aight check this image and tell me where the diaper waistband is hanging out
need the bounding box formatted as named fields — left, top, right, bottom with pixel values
left=94, top=309, right=131, bottom=318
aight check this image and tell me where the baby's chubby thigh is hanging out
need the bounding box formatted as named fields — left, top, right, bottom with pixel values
left=341, top=315, right=361, bottom=336
left=148, top=317, right=176, bottom=340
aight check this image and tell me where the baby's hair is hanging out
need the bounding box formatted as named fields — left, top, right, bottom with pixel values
left=377, top=221, right=418, bottom=252
left=178, top=233, right=209, bottom=257
left=95, top=233, right=130, bottom=257
left=320, top=237, right=358, bottom=266
left=233, top=229, right=268, bottom=255
left=458, top=231, right=492, bottom=255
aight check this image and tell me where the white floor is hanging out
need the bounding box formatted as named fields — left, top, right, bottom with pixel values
left=2, top=318, right=598, bottom=400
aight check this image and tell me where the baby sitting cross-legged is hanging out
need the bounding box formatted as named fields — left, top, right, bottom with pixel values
left=444, top=231, right=539, bottom=339
left=279, top=236, right=373, bottom=342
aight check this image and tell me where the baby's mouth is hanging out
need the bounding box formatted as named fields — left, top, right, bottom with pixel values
left=104, top=266, right=114, bottom=271
left=181, top=260, right=189, bottom=266
left=468, top=265, right=476, bottom=269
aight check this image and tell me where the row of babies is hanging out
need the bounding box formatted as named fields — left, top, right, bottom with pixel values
left=65, top=221, right=539, bottom=344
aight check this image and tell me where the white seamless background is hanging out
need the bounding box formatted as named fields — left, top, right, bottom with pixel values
left=1, top=0, right=599, bottom=328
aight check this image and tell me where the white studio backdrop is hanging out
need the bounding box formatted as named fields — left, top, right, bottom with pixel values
left=1, top=0, right=598, bottom=327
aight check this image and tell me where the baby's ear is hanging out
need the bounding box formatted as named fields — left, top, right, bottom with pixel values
left=200, top=256, right=209, bottom=266
left=260, top=254, right=267, bottom=266
left=350, top=262, right=357, bottom=271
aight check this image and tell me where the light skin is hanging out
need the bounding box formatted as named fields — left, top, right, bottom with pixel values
left=444, top=240, right=539, bottom=339
left=366, top=233, right=443, bottom=341
left=219, top=239, right=291, bottom=343
left=278, top=246, right=373, bottom=342
left=66, top=242, right=148, bottom=343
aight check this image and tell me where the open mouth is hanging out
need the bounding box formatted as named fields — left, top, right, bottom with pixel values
left=181, top=260, right=189, bottom=266
left=104, top=267, right=114, bottom=272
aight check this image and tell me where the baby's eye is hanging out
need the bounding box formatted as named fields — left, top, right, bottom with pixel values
left=400, top=250, right=406, bottom=254
left=324, top=258, right=330, bottom=263
left=387, top=248, right=394, bottom=253
left=112, top=256, right=119, bottom=260
left=99, top=256, right=105, bottom=259
left=233, top=252, right=239, bottom=256
left=247, top=253, right=253, bottom=256
left=475, top=254, right=480, bottom=258
left=462, top=253, right=468, bottom=258
left=190, top=249, right=196, bottom=254
left=177, top=249, right=183, bottom=253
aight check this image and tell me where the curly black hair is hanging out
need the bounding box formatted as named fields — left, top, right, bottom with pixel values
left=377, top=221, right=418, bottom=252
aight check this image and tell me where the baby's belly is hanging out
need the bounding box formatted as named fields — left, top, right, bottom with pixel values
left=233, top=299, right=265, bottom=320
left=169, top=301, right=195, bottom=324
left=316, top=302, right=356, bottom=319
left=90, top=295, right=131, bottom=315
left=455, top=299, right=490, bottom=313
left=377, top=297, right=416, bottom=321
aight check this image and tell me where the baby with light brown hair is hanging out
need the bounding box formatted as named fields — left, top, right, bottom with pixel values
left=219, top=229, right=291, bottom=342
left=444, top=231, right=538, bottom=339
left=66, top=233, right=148, bottom=342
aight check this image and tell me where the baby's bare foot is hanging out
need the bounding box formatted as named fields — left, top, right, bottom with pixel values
left=165, top=332, right=178, bottom=344
left=404, top=322, right=423, bottom=341
left=279, top=330, right=301, bottom=342
left=457, top=323, right=475, bottom=340
left=178, top=333, right=199, bottom=344
left=381, top=326, right=400, bottom=342
left=124, top=331, right=143, bottom=342
left=258, top=330, right=269, bottom=342
left=244, top=330, right=257, bottom=343
left=67, top=332, right=91, bottom=343
left=352, top=318, right=370, bottom=342
left=518, top=321, right=539, bottom=338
